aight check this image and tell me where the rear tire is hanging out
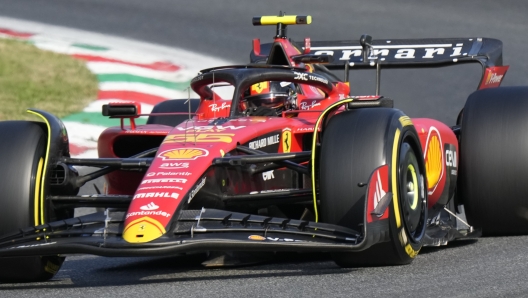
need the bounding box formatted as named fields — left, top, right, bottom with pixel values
left=459, top=86, right=528, bottom=235
left=146, top=99, right=200, bottom=126
left=0, top=121, right=64, bottom=282
left=320, top=108, right=427, bottom=266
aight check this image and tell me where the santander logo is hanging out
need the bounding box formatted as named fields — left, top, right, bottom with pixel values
left=140, top=202, right=159, bottom=211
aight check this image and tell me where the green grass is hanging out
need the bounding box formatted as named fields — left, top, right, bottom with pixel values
left=0, top=38, right=98, bottom=120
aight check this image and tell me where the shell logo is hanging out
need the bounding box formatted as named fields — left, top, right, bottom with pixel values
left=158, top=148, right=209, bottom=160
left=424, top=127, right=443, bottom=190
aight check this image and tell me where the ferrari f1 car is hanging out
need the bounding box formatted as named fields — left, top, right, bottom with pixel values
left=0, top=14, right=527, bottom=282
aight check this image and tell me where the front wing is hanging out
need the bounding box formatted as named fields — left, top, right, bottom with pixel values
left=0, top=209, right=390, bottom=258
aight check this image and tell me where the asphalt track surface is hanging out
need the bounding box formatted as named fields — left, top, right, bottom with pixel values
left=1, top=1, right=528, bottom=297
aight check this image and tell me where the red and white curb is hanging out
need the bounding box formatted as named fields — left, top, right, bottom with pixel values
left=0, top=17, right=231, bottom=157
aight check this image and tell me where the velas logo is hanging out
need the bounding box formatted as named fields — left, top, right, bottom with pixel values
left=479, top=66, right=508, bottom=89
left=158, top=148, right=209, bottom=160
left=140, top=202, right=159, bottom=211
left=485, top=72, right=503, bottom=85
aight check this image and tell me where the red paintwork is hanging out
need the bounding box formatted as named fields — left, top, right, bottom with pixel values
left=99, top=124, right=172, bottom=195
left=478, top=66, right=509, bottom=89
left=99, top=35, right=461, bottom=233
left=412, top=118, right=459, bottom=208
left=366, top=165, right=390, bottom=223
left=122, top=117, right=320, bottom=228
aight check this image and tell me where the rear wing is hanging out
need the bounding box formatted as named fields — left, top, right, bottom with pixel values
left=252, top=37, right=503, bottom=68
left=250, top=37, right=508, bottom=90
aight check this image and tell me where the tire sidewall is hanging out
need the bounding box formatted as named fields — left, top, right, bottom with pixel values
left=386, top=124, right=427, bottom=262
left=0, top=121, right=64, bottom=282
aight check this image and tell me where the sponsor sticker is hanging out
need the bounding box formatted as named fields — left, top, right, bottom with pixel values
left=133, top=192, right=180, bottom=199
left=423, top=127, right=443, bottom=193
left=175, top=125, right=244, bottom=132
left=146, top=171, right=192, bottom=177
left=299, top=100, right=321, bottom=110
left=248, top=235, right=266, bottom=241
left=137, top=186, right=183, bottom=191
left=366, top=165, right=390, bottom=222
left=262, top=170, right=275, bottom=181
left=188, top=177, right=206, bottom=204
left=141, top=178, right=187, bottom=184
left=293, top=72, right=308, bottom=81
left=140, top=202, right=159, bottom=211
left=158, top=148, right=209, bottom=160
left=282, top=129, right=292, bottom=153
left=308, top=74, right=328, bottom=85
left=295, top=127, right=314, bottom=133
left=248, top=134, right=279, bottom=150
left=445, top=144, right=458, bottom=176
left=159, top=162, right=190, bottom=169
left=314, top=45, right=465, bottom=61
left=163, top=134, right=234, bottom=144
left=125, top=210, right=171, bottom=219
left=247, top=235, right=303, bottom=242
left=478, top=66, right=509, bottom=89
left=250, top=81, right=270, bottom=94
left=208, top=102, right=231, bottom=112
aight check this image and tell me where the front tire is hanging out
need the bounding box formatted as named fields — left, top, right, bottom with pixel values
left=0, top=121, right=64, bottom=282
left=320, top=108, right=427, bottom=266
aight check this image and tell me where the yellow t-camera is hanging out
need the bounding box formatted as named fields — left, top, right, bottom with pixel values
left=252, top=15, right=312, bottom=26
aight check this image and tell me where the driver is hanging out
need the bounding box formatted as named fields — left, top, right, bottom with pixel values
left=242, top=81, right=297, bottom=116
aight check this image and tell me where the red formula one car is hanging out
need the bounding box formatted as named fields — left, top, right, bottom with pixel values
left=0, top=15, right=527, bottom=282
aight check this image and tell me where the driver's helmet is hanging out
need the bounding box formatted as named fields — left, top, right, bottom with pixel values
left=244, top=81, right=297, bottom=112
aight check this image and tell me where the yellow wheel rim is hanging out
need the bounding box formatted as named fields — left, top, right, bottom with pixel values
left=407, top=164, right=419, bottom=210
